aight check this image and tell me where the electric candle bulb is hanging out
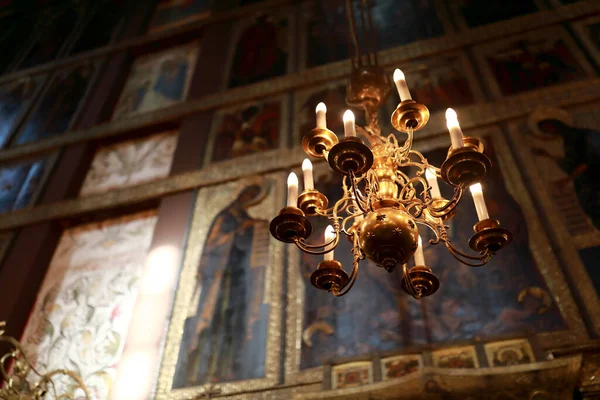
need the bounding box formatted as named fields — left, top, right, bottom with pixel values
left=445, top=108, right=465, bottom=148
left=469, top=183, right=490, bottom=221
left=324, top=225, right=336, bottom=261
left=287, top=172, right=299, bottom=208
left=343, top=109, right=357, bottom=137
left=393, top=68, right=412, bottom=101
left=302, top=159, right=314, bottom=190
left=414, top=236, right=425, bottom=266
left=316, top=102, right=327, bottom=129
left=425, top=168, right=442, bottom=199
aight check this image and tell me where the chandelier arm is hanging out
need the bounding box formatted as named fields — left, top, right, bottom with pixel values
left=294, top=233, right=339, bottom=253
left=349, top=171, right=369, bottom=213
left=445, top=243, right=492, bottom=267
left=331, top=235, right=363, bottom=297
left=414, top=219, right=443, bottom=244
left=444, top=239, right=491, bottom=262
left=399, top=176, right=428, bottom=201
left=426, top=186, right=464, bottom=216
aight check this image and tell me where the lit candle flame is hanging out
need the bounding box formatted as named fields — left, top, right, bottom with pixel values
left=343, top=109, right=355, bottom=124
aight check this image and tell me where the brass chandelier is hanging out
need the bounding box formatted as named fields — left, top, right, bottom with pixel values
left=269, top=0, right=512, bottom=299
left=0, top=322, right=90, bottom=399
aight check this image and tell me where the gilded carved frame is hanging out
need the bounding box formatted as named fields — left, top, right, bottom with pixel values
left=156, top=172, right=285, bottom=399
left=285, top=125, right=587, bottom=386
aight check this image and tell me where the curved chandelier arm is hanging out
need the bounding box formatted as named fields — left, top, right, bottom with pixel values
left=414, top=219, right=443, bottom=245
left=349, top=171, right=369, bottom=214
left=444, top=240, right=492, bottom=267
left=331, top=235, right=363, bottom=297
left=0, top=335, right=90, bottom=399
left=426, top=186, right=465, bottom=216
left=294, top=233, right=340, bottom=255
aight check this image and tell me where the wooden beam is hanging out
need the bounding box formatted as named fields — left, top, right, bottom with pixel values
left=1, top=75, right=600, bottom=230
left=0, top=0, right=599, bottom=166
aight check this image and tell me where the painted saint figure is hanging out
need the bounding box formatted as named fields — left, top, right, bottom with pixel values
left=153, top=56, right=189, bottom=100
left=174, top=182, right=271, bottom=387
left=527, top=107, right=600, bottom=231
left=14, top=65, right=94, bottom=145
left=228, top=14, right=288, bottom=88
left=0, top=79, right=37, bottom=148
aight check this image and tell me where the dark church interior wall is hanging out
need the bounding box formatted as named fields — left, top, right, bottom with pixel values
left=0, top=0, right=599, bottom=398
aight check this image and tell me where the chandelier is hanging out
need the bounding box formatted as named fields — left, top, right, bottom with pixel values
left=0, top=321, right=90, bottom=399
left=268, top=0, right=512, bottom=299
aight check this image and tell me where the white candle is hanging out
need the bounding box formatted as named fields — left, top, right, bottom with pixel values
left=302, top=159, right=314, bottom=190
left=316, top=102, right=327, bottom=129
left=414, top=236, right=425, bottom=266
left=469, top=183, right=490, bottom=221
left=393, top=69, right=412, bottom=101
left=343, top=110, right=356, bottom=137
left=287, top=172, right=299, bottom=207
left=425, top=168, right=442, bottom=199
left=445, top=108, right=465, bottom=149
left=324, top=225, right=336, bottom=261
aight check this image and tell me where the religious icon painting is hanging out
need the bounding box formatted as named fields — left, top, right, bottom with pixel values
left=12, top=63, right=98, bottom=146
left=157, top=174, right=284, bottom=397
left=446, top=0, right=544, bottom=30
left=79, top=131, right=178, bottom=196
left=507, top=106, right=600, bottom=328
left=147, top=0, right=211, bottom=33
left=223, top=8, right=293, bottom=89
left=484, top=339, right=535, bottom=367
left=20, top=211, right=158, bottom=399
left=572, top=15, right=600, bottom=68
left=0, top=75, right=46, bottom=149
left=204, top=95, right=289, bottom=167
left=331, top=361, right=373, bottom=389
left=509, top=107, right=600, bottom=250
left=432, top=346, right=479, bottom=369
left=381, top=354, right=422, bottom=381
left=298, top=0, right=452, bottom=70
left=112, top=42, right=199, bottom=120
left=473, top=27, right=595, bottom=99
left=0, top=154, right=57, bottom=214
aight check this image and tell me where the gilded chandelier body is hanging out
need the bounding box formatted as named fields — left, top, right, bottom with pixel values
left=269, top=0, right=512, bottom=299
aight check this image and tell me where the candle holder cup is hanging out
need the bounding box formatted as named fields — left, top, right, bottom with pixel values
left=303, top=127, right=339, bottom=158
left=391, top=100, right=430, bottom=133
left=310, top=259, right=349, bottom=293
left=298, top=189, right=328, bottom=216
left=468, top=218, right=512, bottom=255
left=270, top=206, right=312, bottom=243
left=401, top=265, right=439, bottom=299
left=441, top=137, right=491, bottom=187
left=327, top=136, right=374, bottom=176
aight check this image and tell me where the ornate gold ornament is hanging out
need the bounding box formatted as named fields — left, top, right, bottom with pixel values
left=0, top=322, right=89, bottom=399
left=269, top=0, right=511, bottom=300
